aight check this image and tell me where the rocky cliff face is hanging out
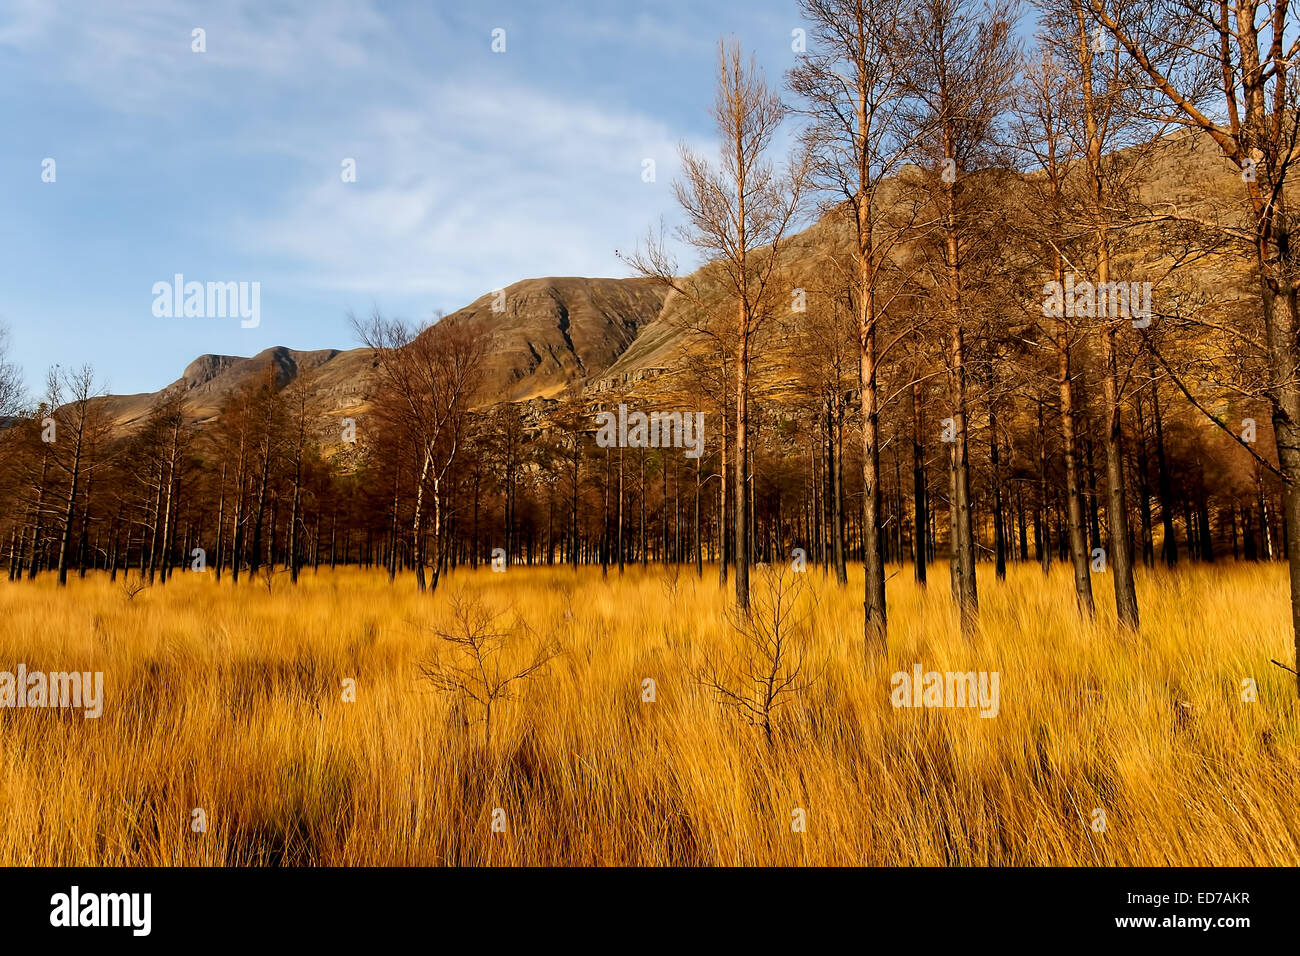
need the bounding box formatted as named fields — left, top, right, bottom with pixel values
left=435, top=276, right=667, bottom=402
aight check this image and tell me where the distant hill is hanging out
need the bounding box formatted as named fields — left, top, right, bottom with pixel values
left=87, top=127, right=1256, bottom=440
left=92, top=276, right=669, bottom=432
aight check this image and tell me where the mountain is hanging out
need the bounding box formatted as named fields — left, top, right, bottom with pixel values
left=89, top=127, right=1254, bottom=436
left=93, top=276, right=668, bottom=431
left=436, top=276, right=667, bottom=401
left=95, top=347, right=362, bottom=430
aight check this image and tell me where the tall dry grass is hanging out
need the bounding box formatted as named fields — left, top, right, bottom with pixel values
left=0, top=560, right=1295, bottom=865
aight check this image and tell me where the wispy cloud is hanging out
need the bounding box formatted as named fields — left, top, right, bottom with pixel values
left=236, top=75, right=689, bottom=304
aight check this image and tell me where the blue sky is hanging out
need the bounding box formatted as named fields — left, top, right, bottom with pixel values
left=0, top=0, right=806, bottom=396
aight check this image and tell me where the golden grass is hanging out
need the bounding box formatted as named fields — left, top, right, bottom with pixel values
left=0, top=559, right=1295, bottom=866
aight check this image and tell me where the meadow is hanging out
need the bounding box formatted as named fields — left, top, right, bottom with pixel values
left=0, top=560, right=1295, bottom=866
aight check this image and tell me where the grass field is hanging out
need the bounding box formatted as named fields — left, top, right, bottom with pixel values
left=0, top=560, right=1295, bottom=865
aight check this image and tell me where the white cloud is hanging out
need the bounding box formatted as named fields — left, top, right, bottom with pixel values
left=0, top=0, right=56, bottom=47
left=1, top=0, right=396, bottom=113
left=238, top=79, right=689, bottom=304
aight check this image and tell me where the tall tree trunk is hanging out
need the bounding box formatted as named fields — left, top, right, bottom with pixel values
left=571, top=444, right=580, bottom=570
left=990, top=399, right=1006, bottom=580
left=429, top=474, right=444, bottom=593
left=735, top=294, right=750, bottom=612
left=1134, top=391, right=1156, bottom=567
left=1100, top=322, right=1140, bottom=627
left=942, top=138, right=978, bottom=628
left=694, top=455, right=702, bottom=577
left=56, top=427, right=85, bottom=587
left=146, top=463, right=163, bottom=585
left=412, top=444, right=433, bottom=591
left=601, top=445, right=610, bottom=578
left=1257, top=263, right=1300, bottom=689
left=1038, top=401, right=1051, bottom=574
left=832, top=398, right=847, bottom=585
left=950, top=324, right=978, bottom=629
left=719, top=394, right=728, bottom=587
left=860, top=266, right=885, bottom=645
left=27, top=452, right=47, bottom=581
left=1150, top=368, right=1178, bottom=567
left=619, top=445, right=626, bottom=575
left=1058, top=305, right=1095, bottom=614
left=1085, top=437, right=1102, bottom=551
left=912, top=379, right=928, bottom=586
left=1077, top=8, right=1138, bottom=626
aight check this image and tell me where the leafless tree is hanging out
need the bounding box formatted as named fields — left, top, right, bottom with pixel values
left=904, top=0, right=1018, bottom=632
left=355, top=310, right=486, bottom=594
left=0, top=324, right=25, bottom=421
left=1087, top=0, right=1300, bottom=683
left=418, top=591, right=558, bottom=748
left=624, top=38, right=810, bottom=613
left=790, top=0, right=929, bottom=649
left=697, top=563, right=823, bottom=746
left=43, top=365, right=111, bottom=586
left=285, top=376, right=312, bottom=583
left=1013, top=43, right=1099, bottom=613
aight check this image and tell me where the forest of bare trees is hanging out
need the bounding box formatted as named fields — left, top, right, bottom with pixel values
left=0, top=0, right=1296, bottom=683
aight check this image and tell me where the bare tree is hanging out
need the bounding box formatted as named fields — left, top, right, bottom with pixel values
left=144, top=387, right=191, bottom=585
left=1013, top=43, right=1099, bottom=614
left=697, top=564, right=823, bottom=746
left=286, top=377, right=312, bottom=583
left=905, top=0, right=1018, bottom=632
left=418, top=590, right=558, bottom=748
left=1087, top=0, right=1300, bottom=681
left=245, top=368, right=285, bottom=580
left=0, top=324, right=25, bottom=421
left=790, top=0, right=926, bottom=649
left=355, top=310, right=486, bottom=594
left=1061, top=0, right=1154, bottom=628
left=44, top=365, right=111, bottom=586
left=624, top=39, right=809, bottom=612
left=791, top=282, right=855, bottom=585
